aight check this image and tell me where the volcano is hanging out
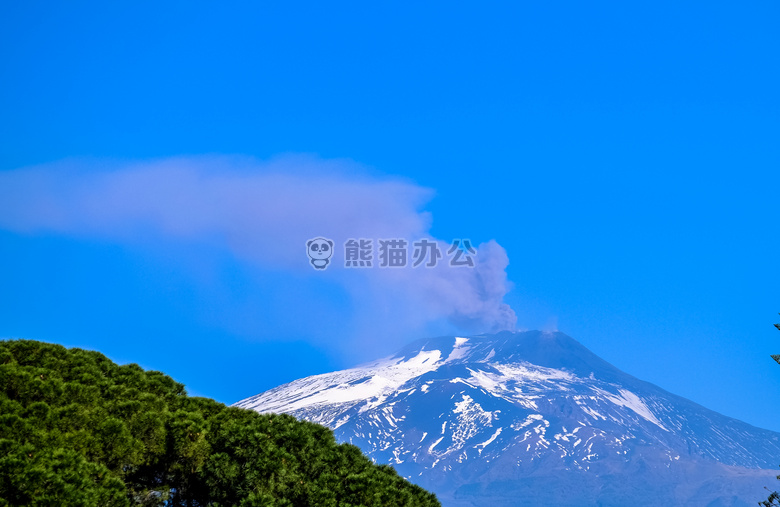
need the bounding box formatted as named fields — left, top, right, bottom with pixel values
left=235, top=331, right=780, bottom=506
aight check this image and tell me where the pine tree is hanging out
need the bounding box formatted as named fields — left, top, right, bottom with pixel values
left=772, top=315, right=780, bottom=365
left=0, top=339, right=441, bottom=507
left=761, top=315, right=780, bottom=507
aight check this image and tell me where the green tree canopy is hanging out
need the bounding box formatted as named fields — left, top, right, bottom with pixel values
left=0, top=339, right=440, bottom=507
left=772, top=314, right=780, bottom=365
left=762, top=315, right=780, bottom=507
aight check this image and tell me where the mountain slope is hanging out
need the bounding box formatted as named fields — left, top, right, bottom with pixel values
left=235, top=331, right=780, bottom=506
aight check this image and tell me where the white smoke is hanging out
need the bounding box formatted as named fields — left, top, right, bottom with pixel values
left=0, top=155, right=517, bottom=353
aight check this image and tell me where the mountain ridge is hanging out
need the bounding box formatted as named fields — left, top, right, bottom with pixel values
left=235, top=331, right=780, bottom=506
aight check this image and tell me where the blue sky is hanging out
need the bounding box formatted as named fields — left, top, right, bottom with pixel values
left=1, top=1, right=779, bottom=432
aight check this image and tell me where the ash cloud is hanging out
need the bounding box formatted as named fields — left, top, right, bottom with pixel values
left=0, top=155, right=517, bottom=353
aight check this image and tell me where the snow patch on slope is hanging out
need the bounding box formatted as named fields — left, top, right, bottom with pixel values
left=475, top=428, right=503, bottom=455
left=446, top=337, right=471, bottom=363
left=235, top=348, right=444, bottom=414
left=599, top=388, right=667, bottom=431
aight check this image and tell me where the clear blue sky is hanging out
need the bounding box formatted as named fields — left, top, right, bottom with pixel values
left=1, top=1, right=779, bottom=432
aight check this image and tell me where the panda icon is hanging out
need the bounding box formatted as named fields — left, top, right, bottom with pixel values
left=306, top=237, right=334, bottom=270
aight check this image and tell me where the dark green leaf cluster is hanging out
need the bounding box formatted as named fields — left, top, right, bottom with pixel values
left=764, top=317, right=780, bottom=506
left=760, top=490, right=780, bottom=507
left=0, top=340, right=440, bottom=507
left=772, top=315, right=780, bottom=365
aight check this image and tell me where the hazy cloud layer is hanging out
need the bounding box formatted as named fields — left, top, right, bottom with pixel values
left=0, top=155, right=516, bottom=350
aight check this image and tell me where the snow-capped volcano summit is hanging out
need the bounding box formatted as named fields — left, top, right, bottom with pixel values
left=235, top=331, right=780, bottom=506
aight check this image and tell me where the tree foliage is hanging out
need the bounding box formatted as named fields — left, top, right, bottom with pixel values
left=762, top=316, right=780, bottom=507
left=772, top=315, right=780, bottom=365
left=0, top=339, right=440, bottom=507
